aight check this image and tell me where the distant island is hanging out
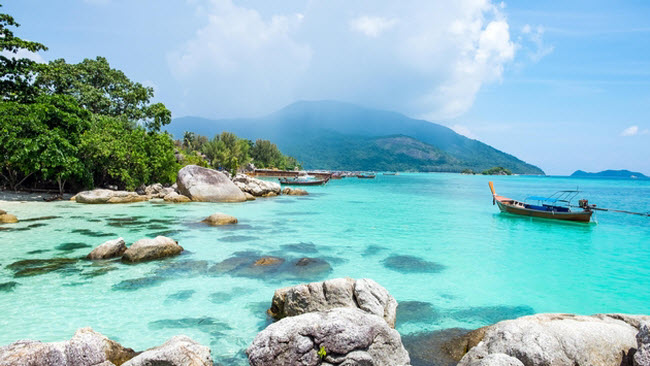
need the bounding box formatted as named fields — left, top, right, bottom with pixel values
left=571, top=169, right=648, bottom=179
left=167, top=101, right=545, bottom=175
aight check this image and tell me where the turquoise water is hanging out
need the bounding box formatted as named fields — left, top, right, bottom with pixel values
left=1, top=174, right=649, bottom=364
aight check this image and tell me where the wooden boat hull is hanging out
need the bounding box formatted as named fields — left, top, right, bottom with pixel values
left=357, top=175, right=376, bottom=179
left=496, top=200, right=592, bottom=222
left=279, top=179, right=329, bottom=186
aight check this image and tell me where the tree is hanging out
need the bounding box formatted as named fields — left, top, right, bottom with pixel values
left=35, top=57, right=171, bottom=131
left=0, top=6, right=48, bottom=102
left=0, top=95, right=91, bottom=193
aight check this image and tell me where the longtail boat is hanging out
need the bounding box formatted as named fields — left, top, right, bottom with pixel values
left=488, top=181, right=593, bottom=223
left=357, top=174, right=376, bottom=179
left=383, top=172, right=398, bottom=176
left=279, top=177, right=330, bottom=186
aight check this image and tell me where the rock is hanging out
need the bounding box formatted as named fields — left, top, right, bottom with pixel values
left=122, top=335, right=212, bottom=366
left=135, top=184, right=146, bottom=195
left=144, top=183, right=175, bottom=198
left=75, top=189, right=149, bottom=204
left=202, top=213, right=238, bottom=226
left=244, top=192, right=256, bottom=201
left=254, top=257, right=283, bottom=266
left=457, top=313, right=650, bottom=366
left=245, top=162, right=256, bottom=172
left=0, top=327, right=136, bottom=366
left=247, top=307, right=410, bottom=366
left=471, top=354, right=525, bottom=366
left=282, top=187, right=308, bottom=196
left=232, top=174, right=281, bottom=197
left=0, top=209, right=6, bottom=215
left=268, top=277, right=398, bottom=328
left=176, top=165, right=246, bottom=203
left=635, top=322, right=650, bottom=366
left=86, top=238, right=127, bottom=260
left=163, top=192, right=191, bottom=203
left=122, top=236, right=183, bottom=263
left=0, top=213, right=18, bottom=223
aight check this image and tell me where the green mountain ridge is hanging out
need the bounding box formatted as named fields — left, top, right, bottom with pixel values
left=571, top=169, right=647, bottom=179
left=167, top=100, right=544, bottom=174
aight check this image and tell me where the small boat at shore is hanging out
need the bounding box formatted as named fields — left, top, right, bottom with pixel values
left=357, top=174, right=376, bottom=179
left=489, top=181, right=593, bottom=223
left=279, top=177, right=330, bottom=186
left=383, top=172, right=398, bottom=176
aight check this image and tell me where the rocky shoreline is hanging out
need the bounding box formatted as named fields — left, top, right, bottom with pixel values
left=2, top=277, right=649, bottom=365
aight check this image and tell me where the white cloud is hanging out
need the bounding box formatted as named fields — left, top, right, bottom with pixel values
left=169, top=0, right=524, bottom=119
left=451, top=124, right=478, bottom=139
left=350, top=16, right=398, bottom=37
left=519, top=24, right=554, bottom=62
left=620, top=125, right=649, bottom=136
left=1, top=48, right=45, bottom=64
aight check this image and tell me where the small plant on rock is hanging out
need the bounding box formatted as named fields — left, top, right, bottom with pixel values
left=317, top=345, right=327, bottom=360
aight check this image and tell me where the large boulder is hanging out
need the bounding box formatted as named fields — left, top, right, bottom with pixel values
left=202, top=213, right=238, bottom=226
left=122, top=236, right=183, bottom=263
left=163, top=192, right=191, bottom=203
left=457, top=313, right=650, bottom=366
left=122, top=336, right=212, bottom=366
left=635, top=322, right=650, bottom=366
left=247, top=307, right=410, bottom=366
left=0, top=327, right=136, bottom=366
left=232, top=174, right=281, bottom=197
left=86, top=238, right=127, bottom=260
left=75, top=190, right=149, bottom=204
left=0, top=213, right=18, bottom=224
left=268, top=277, right=398, bottom=328
left=176, top=165, right=246, bottom=202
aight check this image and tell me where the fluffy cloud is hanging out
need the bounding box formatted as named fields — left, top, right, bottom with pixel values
left=170, top=0, right=519, bottom=119
left=520, top=24, right=553, bottom=62
left=1, top=48, right=45, bottom=63
left=350, top=16, right=398, bottom=37
left=620, top=125, right=649, bottom=136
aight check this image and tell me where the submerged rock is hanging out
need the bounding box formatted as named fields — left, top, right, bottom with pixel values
left=635, top=322, right=650, bottom=366
left=383, top=254, right=445, bottom=273
left=247, top=307, right=410, bottom=366
left=75, top=189, right=149, bottom=204
left=7, top=258, right=78, bottom=278
left=176, top=165, right=246, bottom=202
left=457, top=313, right=650, bottom=366
left=254, top=257, right=284, bottom=266
left=281, top=187, right=308, bottom=196
left=402, top=328, right=478, bottom=366
left=0, top=327, right=136, bottom=366
left=0, top=213, right=18, bottom=223
left=87, top=238, right=127, bottom=260
left=122, top=236, right=183, bottom=263
left=268, top=277, right=398, bottom=328
left=232, top=174, right=281, bottom=197
left=0, top=281, right=19, bottom=292
left=163, top=191, right=191, bottom=203
left=122, top=335, right=212, bottom=366
left=202, top=213, right=238, bottom=226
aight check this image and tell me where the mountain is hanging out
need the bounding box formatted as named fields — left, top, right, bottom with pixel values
left=571, top=170, right=647, bottom=179
left=167, top=100, right=544, bottom=174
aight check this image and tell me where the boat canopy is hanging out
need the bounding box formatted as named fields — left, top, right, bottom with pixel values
left=526, top=196, right=558, bottom=202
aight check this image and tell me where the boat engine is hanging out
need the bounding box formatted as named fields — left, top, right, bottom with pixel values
left=578, top=199, right=595, bottom=209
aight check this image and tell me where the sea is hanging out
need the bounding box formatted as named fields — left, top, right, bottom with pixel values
left=1, top=173, right=649, bottom=364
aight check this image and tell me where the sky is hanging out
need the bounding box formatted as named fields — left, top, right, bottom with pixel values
left=4, top=0, right=650, bottom=175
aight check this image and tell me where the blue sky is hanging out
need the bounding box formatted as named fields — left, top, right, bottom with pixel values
left=5, top=0, right=650, bottom=175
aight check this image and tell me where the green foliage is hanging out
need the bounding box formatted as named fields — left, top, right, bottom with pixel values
left=79, top=115, right=178, bottom=190
left=317, top=346, right=326, bottom=360
left=0, top=95, right=90, bottom=191
left=481, top=166, right=512, bottom=175
left=35, top=56, right=171, bottom=131
left=251, top=139, right=300, bottom=170
left=461, top=169, right=474, bottom=174
left=0, top=7, right=48, bottom=102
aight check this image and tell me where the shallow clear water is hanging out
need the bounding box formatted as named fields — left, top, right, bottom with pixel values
left=1, top=174, right=649, bottom=363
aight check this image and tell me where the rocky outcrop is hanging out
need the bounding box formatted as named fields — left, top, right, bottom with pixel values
left=144, top=183, right=175, bottom=198
left=244, top=192, right=256, bottom=201
left=457, top=313, right=650, bottom=366
left=268, top=277, right=398, bottom=328
left=122, top=236, right=183, bottom=263
left=202, top=213, right=238, bottom=226
left=86, top=238, right=127, bottom=260
left=0, top=213, right=18, bottom=223
left=232, top=174, right=281, bottom=197
left=635, top=322, right=650, bottom=366
left=0, top=327, right=136, bottom=366
left=282, top=187, right=308, bottom=196
left=163, top=192, right=191, bottom=203
left=75, top=190, right=149, bottom=204
left=247, top=307, right=410, bottom=366
left=176, top=165, right=246, bottom=203
left=122, top=336, right=212, bottom=366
